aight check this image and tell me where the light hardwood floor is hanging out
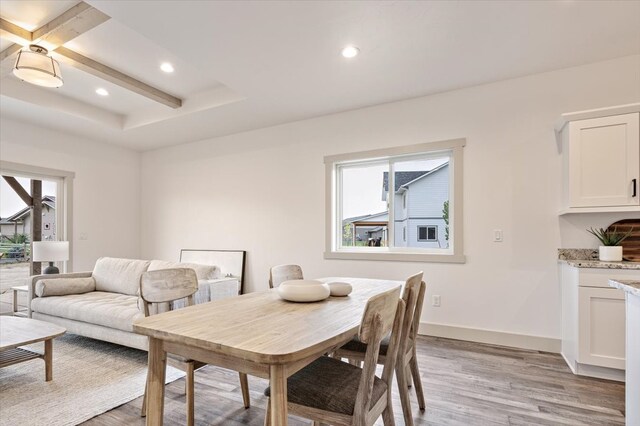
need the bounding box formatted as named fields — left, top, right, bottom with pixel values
left=82, top=336, right=625, bottom=425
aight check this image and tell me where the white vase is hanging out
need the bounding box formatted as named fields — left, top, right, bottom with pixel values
left=599, top=246, right=623, bottom=262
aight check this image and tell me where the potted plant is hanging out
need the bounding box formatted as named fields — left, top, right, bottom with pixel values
left=587, top=226, right=633, bottom=261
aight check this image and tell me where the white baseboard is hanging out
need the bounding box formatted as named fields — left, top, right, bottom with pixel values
left=560, top=352, right=577, bottom=374
left=418, top=322, right=561, bottom=353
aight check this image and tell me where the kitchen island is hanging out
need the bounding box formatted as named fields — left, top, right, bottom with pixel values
left=609, top=279, right=640, bottom=426
left=559, top=253, right=639, bottom=381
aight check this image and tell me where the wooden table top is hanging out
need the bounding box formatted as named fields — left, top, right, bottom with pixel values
left=0, top=316, right=66, bottom=351
left=133, top=277, right=402, bottom=364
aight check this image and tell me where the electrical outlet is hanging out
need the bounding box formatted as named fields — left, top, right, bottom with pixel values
left=493, top=229, right=503, bottom=242
left=79, top=232, right=88, bottom=241
left=432, top=295, right=441, bottom=307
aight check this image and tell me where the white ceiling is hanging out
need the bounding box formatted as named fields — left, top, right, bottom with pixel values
left=1, top=0, right=639, bottom=151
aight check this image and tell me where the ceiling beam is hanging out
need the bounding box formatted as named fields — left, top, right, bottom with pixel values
left=0, top=18, right=32, bottom=44
left=0, top=2, right=109, bottom=55
left=54, top=47, right=183, bottom=109
left=32, top=1, right=109, bottom=49
left=0, top=43, right=21, bottom=62
left=0, top=3, right=183, bottom=109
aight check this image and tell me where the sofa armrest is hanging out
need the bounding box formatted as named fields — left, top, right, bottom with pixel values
left=28, top=271, right=93, bottom=317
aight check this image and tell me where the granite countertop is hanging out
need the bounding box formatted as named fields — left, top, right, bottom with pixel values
left=558, top=248, right=640, bottom=270
left=609, top=279, right=640, bottom=296
left=563, top=260, right=640, bottom=269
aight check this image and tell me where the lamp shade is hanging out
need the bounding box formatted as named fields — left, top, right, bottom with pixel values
left=13, top=45, right=63, bottom=88
left=32, top=241, right=69, bottom=262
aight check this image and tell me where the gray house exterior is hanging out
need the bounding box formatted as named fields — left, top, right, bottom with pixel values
left=0, top=195, right=56, bottom=241
left=383, top=163, right=449, bottom=249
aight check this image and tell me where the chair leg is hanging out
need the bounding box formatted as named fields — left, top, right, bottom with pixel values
left=406, top=364, right=413, bottom=388
left=396, top=362, right=414, bottom=426
left=239, top=372, right=250, bottom=408
left=382, top=402, right=395, bottom=426
left=186, top=363, right=195, bottom=426
left=409, top=351, right=426, bottom=411
left=140, top=374, right=148, bottom=417
left=264, top=398, right=271, bottom=426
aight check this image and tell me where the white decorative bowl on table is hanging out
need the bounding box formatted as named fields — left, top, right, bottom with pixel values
left=327, top=281, right=353, bottom=297
left=278, top=279, right=330, bottom=302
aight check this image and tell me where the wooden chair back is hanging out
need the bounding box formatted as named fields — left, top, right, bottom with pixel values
left=410, top=280, right=427, bottom=341
left=399, top=272, right=423, bottom=354
left=268, top=264, right=303, bottom=289
left=354, top=286, right=405, bottom=423
left=140, top=268, right=199, bottom=317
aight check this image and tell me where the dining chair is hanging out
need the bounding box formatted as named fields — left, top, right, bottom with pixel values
left=139, top=268, right=250, bottom=426
left=269, top=264, right=303, bottom=288
left=264, top=285, right=406, bottom=426
left=334, top=272, right=425, bottom=426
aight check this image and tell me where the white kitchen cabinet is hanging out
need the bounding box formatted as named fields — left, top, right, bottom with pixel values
left=560, top=263, right=639, bottom=381
left=557, top=104, right=640, bottom=214
left=578, top=286, right=626, bottom=369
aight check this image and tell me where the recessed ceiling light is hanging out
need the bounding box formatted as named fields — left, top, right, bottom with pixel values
left=95, top=88, right=109, bottom=96
left=341, top=46, right=360, bottom=58
left=160, top=62, right=174, bottom=73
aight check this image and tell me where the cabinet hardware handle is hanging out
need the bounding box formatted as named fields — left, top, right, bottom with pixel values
left=633, top=179, right=637, bottom=197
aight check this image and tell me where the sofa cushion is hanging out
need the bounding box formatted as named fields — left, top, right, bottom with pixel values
left=35, top=277, right=96, bottom=297
left=92, top=257, right=150, bottom=296
left=31, top=291, right=143, bottom=332
left=148, top=260, right=219, bottom=280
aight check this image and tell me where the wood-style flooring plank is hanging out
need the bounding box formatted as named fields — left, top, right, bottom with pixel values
left=81, top=336, right=625, bottom=426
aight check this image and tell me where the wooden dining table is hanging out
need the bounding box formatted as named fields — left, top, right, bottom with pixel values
left=133, top=277, right=402, bottom=425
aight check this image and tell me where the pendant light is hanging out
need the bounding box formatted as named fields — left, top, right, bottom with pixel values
left=13, top=45, right=63, bottom=88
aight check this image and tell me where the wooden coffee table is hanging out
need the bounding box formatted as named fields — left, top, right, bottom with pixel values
left=0, top=316, right=66, bottom=381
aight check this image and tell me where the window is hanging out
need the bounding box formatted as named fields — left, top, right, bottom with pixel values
left=418, top=225, right=437, bottom=241
left=0, top=161, right=75, bottom=271
left=325, top=139, right=465, bottom=263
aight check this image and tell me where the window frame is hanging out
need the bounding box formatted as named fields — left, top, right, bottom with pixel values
left=324, top=138, right=465, bottom=263
left=0, top=161, right=75, bottom=272
left=417, top=225, right=438, bottom=242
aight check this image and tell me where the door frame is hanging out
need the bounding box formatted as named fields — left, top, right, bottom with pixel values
left=0, top=161, right=75, bottom=272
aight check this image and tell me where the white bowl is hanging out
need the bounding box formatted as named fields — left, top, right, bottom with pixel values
left=327, top=281, right=353, bottom=297
left=278, top=280, right=330, bottom=302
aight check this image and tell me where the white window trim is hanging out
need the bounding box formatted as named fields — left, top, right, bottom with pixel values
left=0, top=161, right=75, bottom=272
left=324, top=138, right=465, bottom=263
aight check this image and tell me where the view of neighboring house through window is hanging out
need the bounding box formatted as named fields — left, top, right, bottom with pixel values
left=0, top=176, right=58, bottom=314
left=388, top=156, right=450, bottom=249
left=326, top=139, right=465, bottom=262
left=337, top=153, right=450, bottom=249
left=340, top=161, right=389, bottom=247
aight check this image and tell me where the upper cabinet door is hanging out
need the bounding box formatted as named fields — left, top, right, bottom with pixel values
left=569, top=113, right=640, bottom=208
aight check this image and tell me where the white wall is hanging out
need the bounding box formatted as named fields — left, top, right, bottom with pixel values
left=140, top=55, right=640, bottom=344
left=0, top=118, right=141, bottom=271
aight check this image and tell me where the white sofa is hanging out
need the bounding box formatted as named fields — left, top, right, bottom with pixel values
left=28, top=257, right=236, bottom=351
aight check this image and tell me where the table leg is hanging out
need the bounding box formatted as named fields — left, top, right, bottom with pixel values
left=12, top=289, right=18, bottom=315
left=269, top=364, right=288, bottom=425
left=44, top=339, right=52, bottom=381
left=146, top=337, right=167, bottom=426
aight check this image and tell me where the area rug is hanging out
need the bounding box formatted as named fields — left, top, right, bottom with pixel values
left=0, top=333, right=184, bottom=426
